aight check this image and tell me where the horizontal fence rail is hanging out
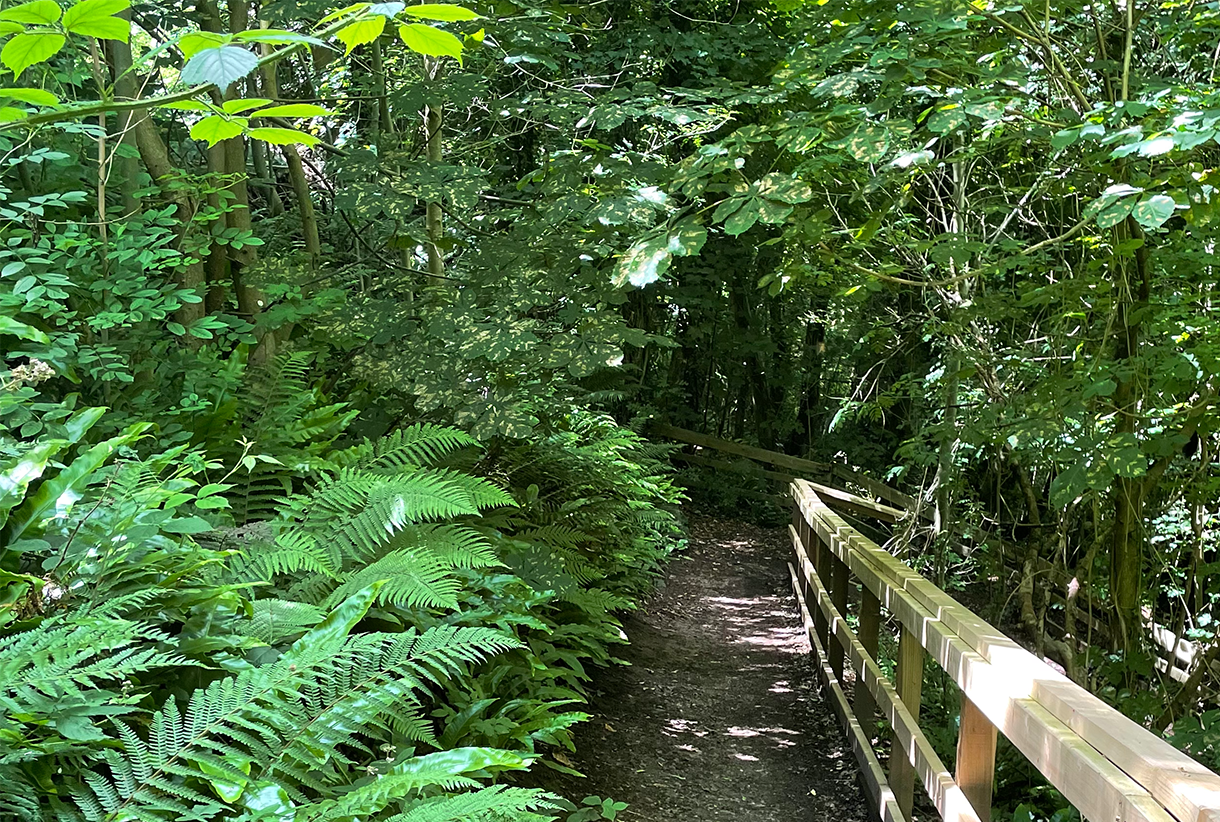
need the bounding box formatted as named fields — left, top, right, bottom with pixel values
left=788, top=479, right=1220, bottom=822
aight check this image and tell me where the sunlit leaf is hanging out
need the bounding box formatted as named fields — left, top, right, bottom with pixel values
left=61, top=0, right=129, bottom=40
left=0, top=0, right=61, bottom=25
left=1, top=32, right=65, bottom=78
left=0, top=86, right=57, bottom=104
left=234, top=29, right=327, bottom=47
left=335, top=15, right=384, bottom=53
left=189, top=114, right=246, bottom=146
left=1131, top=194, right=1176, bottom=229
left=402, top=3, right=480, bottom=20
left=178, top=30, right=230, bottom=58
left=246, top=126, right=320, bottom=146
left=611, top=218, right=706, bottom=288
left=222, top=97, right=271, bottom=113
left=398, top=22, right=462, bottom=63
left=255, top=103, right=331, bottom=118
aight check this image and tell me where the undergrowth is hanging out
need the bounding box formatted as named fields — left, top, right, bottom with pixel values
left=0, top=359, right=684, bottom=821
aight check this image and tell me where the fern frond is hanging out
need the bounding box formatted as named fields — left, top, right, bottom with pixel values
left=385, top=785, right=559, bottom=822
left=323, top=549, right=462, bottom=611
left=331, top=423, right=479, bottom=471
left=245, top=599, right=326, bottom=644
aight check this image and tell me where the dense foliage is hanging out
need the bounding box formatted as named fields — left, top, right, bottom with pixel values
left=4, top=0, right=1220, bottom=816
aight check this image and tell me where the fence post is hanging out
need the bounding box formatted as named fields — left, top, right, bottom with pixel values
left=890, top=625, right=925, bottom=820
left=854, top=587, right=880, bottom=733
left=829, top=556, right=848, bottom=681
left=956, top=695, right=997, bottom=822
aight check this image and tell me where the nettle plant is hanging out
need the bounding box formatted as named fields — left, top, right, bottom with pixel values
left=0, top=0, right=478, bottom=135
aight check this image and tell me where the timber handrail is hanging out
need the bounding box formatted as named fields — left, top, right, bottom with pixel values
left=789, top=478, right=1220, bottom=822
left=647, top=421, right=918, bottom=518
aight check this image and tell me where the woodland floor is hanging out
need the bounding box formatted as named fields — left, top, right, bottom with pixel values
left=543, top=511, right=871, bottom=821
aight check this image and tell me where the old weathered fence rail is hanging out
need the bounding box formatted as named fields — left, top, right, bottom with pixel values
left=789, top=478, right=1220, bottom=822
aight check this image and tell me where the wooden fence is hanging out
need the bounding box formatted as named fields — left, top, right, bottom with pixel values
left=789, top=478, right=1220, bottom=822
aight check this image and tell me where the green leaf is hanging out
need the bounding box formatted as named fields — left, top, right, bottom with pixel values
left=1050, top=127, right=1079, bottom=151
left=254, top=103, right=330, bottom=118
left=928, top=106, right=967, bottom=134
left=0, top=441, right=67, bottom=527
left=835, top=124, right=889, bottom=162
left=282, top=583, right=383, bottom=662
left=246, top=126, right=320, bottom=146
left=61, top=0, right=129, bottom=40
left=1083, top=377, right=1116, bottom=399
left=180, top=45, right=258, bottom=91
left=178, top=31, right=230, bottom=59
left=398, top=22, right=463, bottom=63
left=0, top=314, right=50, bottom=342
left=336, top=16, right=384, bottom=53
left=189, top=114, right=245, bottom=146
left=724, top=199, right=760, bottom=235
left=3, top=422, right=152, bottom=545
left=1095, top=197, right=1133, bottom=229
left=0, top=0, right=60, bottom=25
left=0, top=86, right=57, bottom=105
left=1, top=32, right=65, bottom=78
left=1049, top=462, right=1087, bottom=508
left=1131, top=194, right=1176, bottom=229
left=402, top=3, right=480, bottom=20
left=234, top=29, right=326, bottom=47
left=611, top=219, right=706, bottom=288
left=222, top=97, right=270, bottom=113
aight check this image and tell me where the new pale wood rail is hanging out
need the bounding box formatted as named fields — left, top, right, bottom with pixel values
left=789, top=478, right=1220, bottom=822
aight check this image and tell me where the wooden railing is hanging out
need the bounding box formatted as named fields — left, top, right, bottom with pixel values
left=789, top=478, right=1220, bottom=822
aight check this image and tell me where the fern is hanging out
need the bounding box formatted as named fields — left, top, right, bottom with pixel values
left=77, top=590, right=522, bottom=822
left=384, top=784, right=558, bottom=822
left=331, top=423, right=480, bottom=471
left=0, top=617, right=184, bottom=716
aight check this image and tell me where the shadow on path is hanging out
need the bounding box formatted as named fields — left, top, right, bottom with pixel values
left=546, top=513, right=870, bottom=821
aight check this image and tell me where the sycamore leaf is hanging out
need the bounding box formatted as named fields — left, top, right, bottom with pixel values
left=2, top=32, right=65, bottom=78
left=190, top=114, right=246, bottom=146
left=0, top=86, right=57, bottom=104
left=398, top=22, right=462, bottom=63
left=246, top=126, right=320, bottom=146
left=0, top=0, right=60, bottom=25
left=1131, top=194, right=1176, bottom=229
left=180, top=45, right=258, bottom=91
left=403, top=3, right=480, bottom=20
left=61, top=0, right=129, bottom=41
left=178, top=31, right=230, bottom=58
left=336, top=16, right=384, bottom=53
left=255, top=103, right=330, bottom=117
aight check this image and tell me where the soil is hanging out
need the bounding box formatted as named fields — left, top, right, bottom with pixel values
left=543, top=512, right=871, bottom=821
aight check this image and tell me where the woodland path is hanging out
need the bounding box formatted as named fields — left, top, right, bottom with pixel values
left=544, top=512, right=870, bottom=821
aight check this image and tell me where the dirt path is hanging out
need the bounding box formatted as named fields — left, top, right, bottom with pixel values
left=547, top=513, right=870, bottom=821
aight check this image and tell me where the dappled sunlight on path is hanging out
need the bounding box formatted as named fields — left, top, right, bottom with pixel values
left=542, top=512, right=870, bottom=822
